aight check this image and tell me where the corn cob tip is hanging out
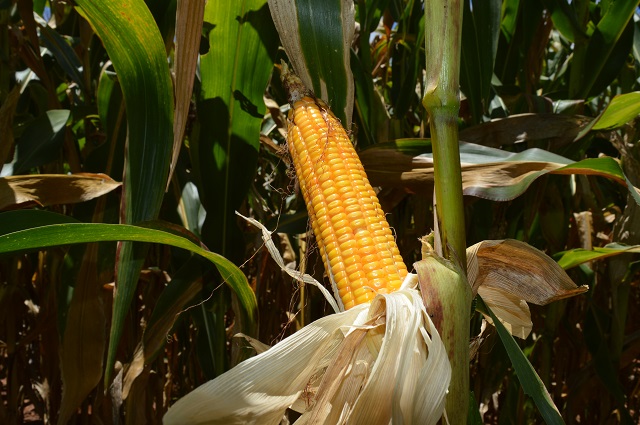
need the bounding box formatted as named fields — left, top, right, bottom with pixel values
left=280, top=61, right=312, bottom=103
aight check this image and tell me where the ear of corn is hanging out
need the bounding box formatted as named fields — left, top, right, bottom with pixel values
left=282, top=66, right=407, bottom=310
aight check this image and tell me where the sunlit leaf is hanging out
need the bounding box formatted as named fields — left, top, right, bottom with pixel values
left=591, top=92, right=640, bottom=130
left=191, top=0, right=277, bottom=375
left=195, top=0, right=277, bottom=260
left=555, top=243, right=640, bottom=270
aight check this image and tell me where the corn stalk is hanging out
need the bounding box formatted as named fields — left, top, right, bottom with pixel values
left=422, top=0, right=471, bottom=422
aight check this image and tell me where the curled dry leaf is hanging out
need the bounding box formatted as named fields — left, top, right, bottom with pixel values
left=467, top=239, right=588, bottom=339
left=0, top=173, right=121, bottom=210
left=467, top=239, right=588, bottom=303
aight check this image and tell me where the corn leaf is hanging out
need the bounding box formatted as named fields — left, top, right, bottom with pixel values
left=460, top=0, right=501, bottom=124
left=555, top=243, right=640, bottom=270
left=361, top=141, right=640, bottom=205
left=569, top=0, right=637, bottom=98
left=269, top=0, right=355, bottom=126
left=58, top=243, right=106, bottom=423
left=0, top=213, right=256, bottom=329
left=477, top=297, right=565, bottom=425
left=168, top=0, right=205, bottom=184
left=10, top=109, right=69, bottom=175
left=467, top=239, right=587, bottom=305
left=40, top=24, right=86, bottom=94
left=74, top=0, right=174, bottom=385
left=191, top=0, right=277, bottom=375
left=194, top=0, right=276, bottom=258
left=459, top=113, right=591, bottom=148
left=591, top=91, right=640, bottom=130
left=467, top=239, right=587, bottom=339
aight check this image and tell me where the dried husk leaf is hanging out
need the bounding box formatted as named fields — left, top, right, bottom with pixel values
left=0, top=173, right=121, bottom=210
left=166, top=215, right=452, bottom=424
left=467, top=239, right=588, bottom=339
left=163, top=305, right=365, bottom=425
left=238, top=212, right=341, bottom=313
left=163, top=287, right=450, bottom=425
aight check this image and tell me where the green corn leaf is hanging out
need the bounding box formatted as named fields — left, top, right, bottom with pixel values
left=591, top=92, right=640, bottom=130
left=569, top=0, right=637, bottom=98
left=555, top=243, right=640, bottom=270
left=13, top=110, right=69, bottom=174
left=192, top=0, right=277, bottom=375
left=74, top=0, right=174, bottom=385
left=270, top=0, right=354, bottom=126
left=195, top=0, right=277, bottom=261
left=460, top=0, right=501, bottom=123
left=0, top=212, right=257, bottom=334
left=477, top=296, right=565, bottom=425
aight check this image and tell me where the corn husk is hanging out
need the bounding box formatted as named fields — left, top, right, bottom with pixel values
left=163, top=285, right=450, bottom=424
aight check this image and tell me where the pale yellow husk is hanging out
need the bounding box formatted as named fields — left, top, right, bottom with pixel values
left=163, top=283, right=451, bottom=425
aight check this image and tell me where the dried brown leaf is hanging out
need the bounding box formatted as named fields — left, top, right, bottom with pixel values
left=58, top=244, right=106, bottom=423
left=0, top=173, right=121, bottom=210
left=467, top=239, right=588, bottom=305
left=167, top=0, right=205, bottom=187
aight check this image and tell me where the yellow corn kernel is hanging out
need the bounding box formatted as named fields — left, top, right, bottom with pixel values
left=282, top=68, right=407, bottom=310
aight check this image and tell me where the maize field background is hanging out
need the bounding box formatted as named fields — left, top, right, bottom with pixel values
left=1, top=0, right=639, bottom=423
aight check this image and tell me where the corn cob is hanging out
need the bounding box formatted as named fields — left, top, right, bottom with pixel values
left=282, top=66, right=407, bottom=310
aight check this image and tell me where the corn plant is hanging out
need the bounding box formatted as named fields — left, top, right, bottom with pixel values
left=1, top=0, right=640, bottom=424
